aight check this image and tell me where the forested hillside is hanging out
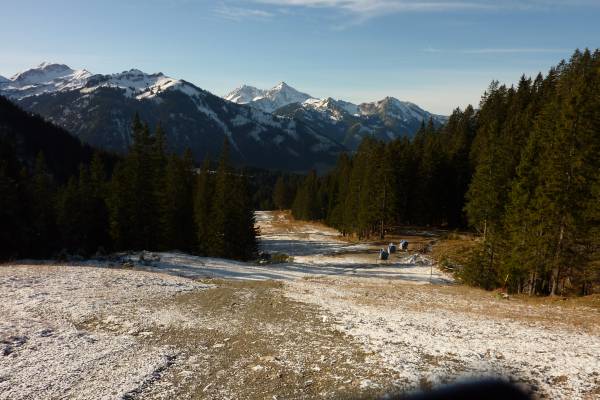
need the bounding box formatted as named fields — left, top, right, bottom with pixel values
left=288, top=49, right=600, bottom=295
left=0, top=95, right=112, bottom=182
left=0, top=108, right=258, bottom=261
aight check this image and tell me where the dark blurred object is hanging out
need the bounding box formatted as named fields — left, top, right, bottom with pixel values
left=396, top=379, right=531, bottom=400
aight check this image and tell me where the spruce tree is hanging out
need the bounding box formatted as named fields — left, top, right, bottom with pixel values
left=529, top=50, right=600, bottom=295
left=88, top=153, right=111, bottom=252
left=107, top=160, right=134, bottom=250
left=272, top=176, right=289, bottom=210
left=229, top=174, right=259, bottom=260
left=29, top=153, right=56, bottom=257
left=326, top=153, right=352, bottom=233
left=56, top=176, right=81, bottom=253
left=0, top=140, right=24, bottom=259
left=292, top=170, right=320, bottom=221
left=179, top=149, right=196, bottom=252
left=160, top=150, right=195, bottom=252
left=194, top=157, right=213, bottom=255
left=209, top=139, right=233, bottom=257
left=128, top=118, right=162, bottom=250
left=160, top=154, right=181, bottom=250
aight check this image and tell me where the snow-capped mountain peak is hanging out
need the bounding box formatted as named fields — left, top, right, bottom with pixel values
left=359, top=96, right=430, bottom=120
left=82, top=69, right=204, bottom=100
left=264, top=81, right=312, bottom=103
left=3, top=63, right=92, bottom=100
left=272, top=81, right=290, bottom=91
left=225, top=82, right=315, bottom=113
left=37, top=61, right=61, bottom=69
left=0, top=63, right=205, bottom=102
left=11, top=62, right=79, bottom=84
left=376, top=96, right=423, bottom=113
left=224, top=84, right=266, bottom=104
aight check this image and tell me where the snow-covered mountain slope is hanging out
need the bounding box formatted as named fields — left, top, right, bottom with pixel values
left=1, top=62, right=92, bottom=100
left=273, top=94, right=447, bottom=149
left=303, top=97, right=360, bottom=120
left=358, top=96, right=446, bottom=124
left=81, top=69, right=201, bottom=100
left=0, top=75, right=8, bottom=84
left=0, top=63, right=198, bottom=102
left=225, top=82, right=314, bottom=113
left=224, top=84, right=266, bottom=104
left=226, top=82, right=447, bottom=149
left=2, top=64, right=343, bottom=171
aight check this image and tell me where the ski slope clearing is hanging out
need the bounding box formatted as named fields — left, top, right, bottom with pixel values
left=115, top=211, right=450, bottom=284
left=122, top=251, right=450, bottom=283
left=1, top=211, right=598, bottom=399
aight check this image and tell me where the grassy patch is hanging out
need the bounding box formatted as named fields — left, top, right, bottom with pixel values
left=270, top=253, right=294, bottom=264
left=430, top=236, right=478, bottom=271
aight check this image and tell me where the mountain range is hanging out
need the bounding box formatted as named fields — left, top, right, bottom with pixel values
left=225, top=83, right=447, bottom=149
left=1, top=63, right=447, bottom=171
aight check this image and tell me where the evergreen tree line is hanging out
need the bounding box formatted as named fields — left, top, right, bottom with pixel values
left=287, top=49, right=600, bottom=295
left=463, top=49, right=600, bottom=295
left=251, top=170, right=303, bottom=211
left=0, top=114, right=258, bottom=261
left=288, top=106, right=477, bottom=237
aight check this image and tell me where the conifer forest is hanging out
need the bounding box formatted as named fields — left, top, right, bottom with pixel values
left=286, top=50, right=600, bottom=295
left=0, top=111, right=258, bottom=261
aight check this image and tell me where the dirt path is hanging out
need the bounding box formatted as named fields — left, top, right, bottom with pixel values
left=125, top=280, right=408, bottom=399
left=1, top=211, right=599, bottom=399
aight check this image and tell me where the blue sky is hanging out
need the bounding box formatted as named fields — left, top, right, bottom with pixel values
left=1, top=0, right=598, bottom=114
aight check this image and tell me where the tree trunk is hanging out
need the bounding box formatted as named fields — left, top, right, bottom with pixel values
left=529, top=269, right=537, bottom=296
left=550, top=267, right=559, bottom=296
left=550, top=224, right=565, bottom=296
left=380, top=180, right=387, bottom=240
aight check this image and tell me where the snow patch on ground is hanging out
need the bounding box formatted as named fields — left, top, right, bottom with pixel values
left=286, top=279, right=600, bottom=399
left=99, top=212, right=449, bottom=285
left=0, top=265, right=209, bottom=399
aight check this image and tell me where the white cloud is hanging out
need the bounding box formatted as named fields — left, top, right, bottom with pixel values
left=254, top=0, right=500, bottom=16
left=214, top=4, right=275, bottom=20
left=213, top=0, right=598, bottom=25
left=252, top=0, right=597, bottom=18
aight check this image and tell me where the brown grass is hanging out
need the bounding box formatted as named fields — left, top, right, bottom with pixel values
left=307, top=277, right=600, bottom=335
left=429, top=236, right=479, bottom=269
